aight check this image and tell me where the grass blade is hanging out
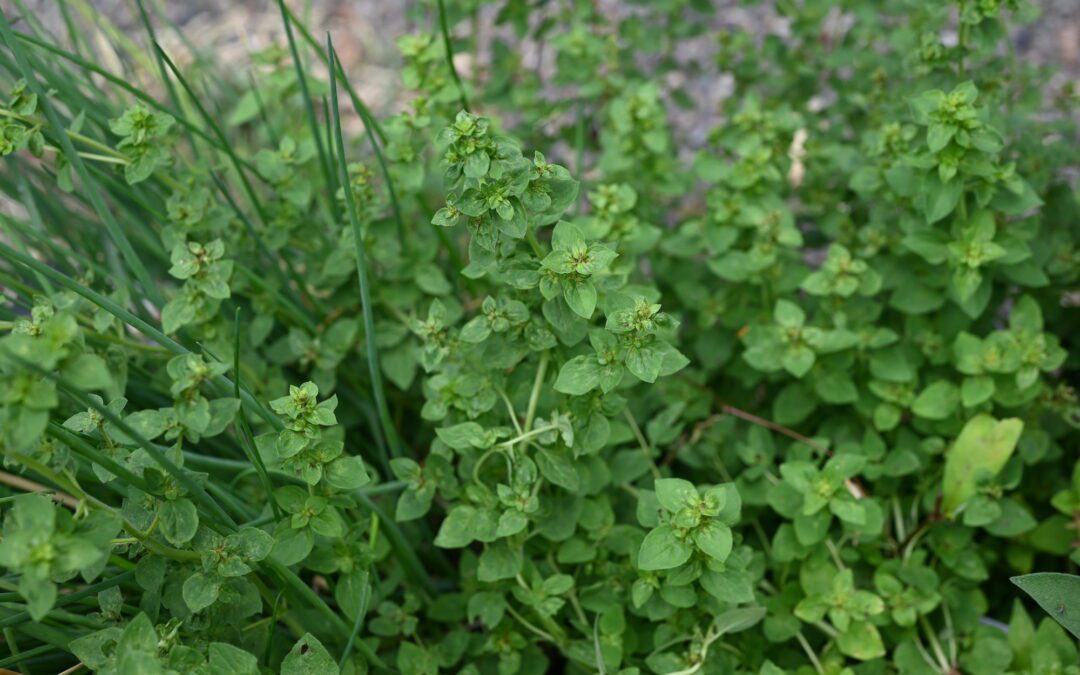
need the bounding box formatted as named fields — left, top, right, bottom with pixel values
left=436, top=0, right=470, bottom=112
left=154, top=42, right=325, bottom=313
left=0, top=240, right=279, bottom=428
left=13, top=31, right=258, bottom=172
left=337, top=76, right=408, bottom=252
left=278, top=4, right=386, bottom=143
left=0, top=10, right=164, bottom=309
left=274, top=0, right=337, bottom=220
left=327, top=35, right=404, bottom=461
left=233, top=308, right=281, bottom=518
left=134, top=0, right=201, bottom=161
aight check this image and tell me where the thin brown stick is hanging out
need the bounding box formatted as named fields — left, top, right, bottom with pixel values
left=671, top=379, right=867, bottom=499
left=718, top=402, right=867, bottom=499
left=0, top=469, right=80, bottom=509
left=719, top=403, right=829, bottom=454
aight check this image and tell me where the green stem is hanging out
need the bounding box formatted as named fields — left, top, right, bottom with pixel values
left=436, top=0, right=470, bottom=112
left=498, top=424, right=558, bottom=449
left=526, top=229, right=546, bottom=258
left=624, top=408, right=661, bottom=479
left=795, top=632, right=825, bottom=675
left=524, top=351, right=550, bottom=435
left=0, top=17, right=164, bottom=310
left=0, top=571, right=135, bottom=631
left=328, top=38, right=405, bottom=462
left=0, top=643, right=52, bottom=670
left=920, top=615, right=952, bottom=672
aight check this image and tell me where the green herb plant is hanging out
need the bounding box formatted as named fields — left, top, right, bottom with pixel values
left=0, top=0, right=1077, bottom=673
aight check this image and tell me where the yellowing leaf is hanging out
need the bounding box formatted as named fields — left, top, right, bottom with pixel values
left=942, top=414, right=1023, bottom=516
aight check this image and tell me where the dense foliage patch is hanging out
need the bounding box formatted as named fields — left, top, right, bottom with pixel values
left=0, top=0, right=1078, bottom=673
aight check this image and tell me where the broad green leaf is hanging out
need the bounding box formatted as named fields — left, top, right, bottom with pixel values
left=693, top=521, right=733, bottom=561
left=477, top=541, right=523, bottom=582
left=911, top=380, right=959, bottom=420
left=207, top=643, right=260, bottom=675
left=397, top=641, right=438, bottom=675
left=536, top=448, right=580, bottom=492
left=943, top=415, right=1023, bottom=516
left=1011, top=573, right=1080, bottom=639
left=323, top=455, right=371, bottom=490
left=713, top=606, right=766, bottom=635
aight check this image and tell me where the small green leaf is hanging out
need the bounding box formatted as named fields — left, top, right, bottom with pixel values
left=158, top=498, right=198, bottom=546
left=912, top=380, right=959, bottom=420
left=693, top=521, right=733, bottom=561
left=536, top=448, right=580, bottom=492
left=554, top=355, right=601, bottom=395
left=836, top=621, right=886, bottom=660
left=281, top=634, right=339, bottom=675
left=436, top=422, right=490, bottom=450
left=323, top=456, right=371, bottom=490
left=182, top=572, right=221, bottom=613
left=654, top=478, right=698, bottom=512
left=638, top=525, right=692, bottom=570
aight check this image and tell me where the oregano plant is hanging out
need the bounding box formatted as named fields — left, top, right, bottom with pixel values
left=0, top=0, right=1077, bottom=673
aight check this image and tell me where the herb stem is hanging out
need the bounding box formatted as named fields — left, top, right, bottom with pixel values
left=328, top=37, right=405, bottom=462
left=920, top=615, right=952, bottom=672
left=623, top=408, right=660, bottom=479
left=436, top=0, right=470, bottom=113
left=795, top=632, right=825, bottom=675
left=505, top=604, right=558, bottom=644
left=523, top=351, right=550, bottom=436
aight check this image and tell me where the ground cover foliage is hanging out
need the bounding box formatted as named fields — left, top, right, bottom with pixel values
left=0, top=0, right=1078, bottom=673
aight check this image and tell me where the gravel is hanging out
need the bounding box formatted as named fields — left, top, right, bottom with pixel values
left=17, top=0, right=1080, bottom=143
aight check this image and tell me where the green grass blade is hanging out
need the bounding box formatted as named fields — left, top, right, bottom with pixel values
left=274, top=0, right=337, bottom=220
left=321, top=95, right=339, bottom=204
left=0, top=11, right=164, bottom=309
left=437, top=0, right=470, bottom=112
left=339, top=77, right=408, bottom=252
left=0, top=240, right=279, bottom=428
left=337, top=569, right=372, bottom=669
left=327, top=36, right=404, bottom=461
left=10, top=177, right=55, bottom=294
left=248, top=70, right=281, bottom=147
left=13, top=31, right=258, bottom=173
left=279, top=4, right=386, bottom=143
left=134, top=0, right=201, bottom=161
left=234, top=308, right=281, bottom=518
left=0, top=643, right=53, bottom=669
left=151, top=43, right=268, bottom=224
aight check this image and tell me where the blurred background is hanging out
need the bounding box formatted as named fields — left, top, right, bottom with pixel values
left=21, top=0, right=1080, bottom=146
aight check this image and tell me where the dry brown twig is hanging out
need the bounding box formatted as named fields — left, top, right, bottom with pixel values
left=666, top=381, right=867, bottom=499
left=0, top=469, right=81, bottom=509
